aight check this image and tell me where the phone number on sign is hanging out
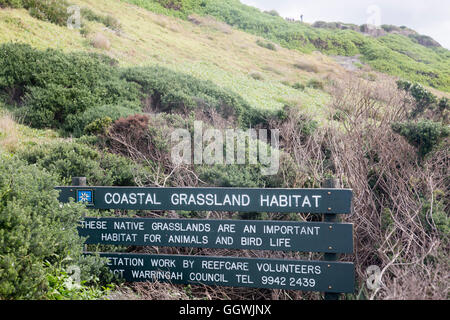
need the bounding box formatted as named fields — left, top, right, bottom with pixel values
left=261, top=276, right=316, bottom=288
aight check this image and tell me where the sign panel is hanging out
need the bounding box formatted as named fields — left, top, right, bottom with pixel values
left=96, top=252, right=355, bottom=293
left=79, top=217, right=353, bottom=253
left=56, top=187, right=353, bottom=214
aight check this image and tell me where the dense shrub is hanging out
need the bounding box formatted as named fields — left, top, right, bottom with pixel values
left=0, top=0, right=23, bottom=8
left=19, top=83, right=99, bottom=128
left=25, top=0, right=70, bottom=26
left=239, top=105, right=287, bottom=129
left=84, top=117, right=113, bottom=136
left=43, top=262, right=113, bottom=300
left=65, top=104, right=139, bottom=137
left=299, top=118, right=318, bottom=137
left=80, top=7, right=122, bottom=31
left=155, top=0, right=206, bottom=13
left=122, top=66, right=266, bottom=127
left=156, top=0, right=183, bottom=10
left=396, top=80, right=449, bottom=121
left=397, top=80, right=436, bottom=116
left=0, top=43, right=141, bottom=131
left=420, top=196, right=449, bottom=237
left=438, top=97, right=449, bottom=111
left=198, top=160, right=290, bottom=190
left=122, top=66, right=242, bottom=116
left=0, top=0, right=70, bottom=26
left=17, top=141, right=149, bottom=186
left=392, top=120, right=449, bottom=158
left=407, top=84, right=436, bottom=109
left=198, top=164, right=265, bottom=188
left=0, top=155, right=111, bottom=299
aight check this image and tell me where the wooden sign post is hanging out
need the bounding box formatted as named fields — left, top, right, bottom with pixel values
left=56, top=180, right=355, bottom=298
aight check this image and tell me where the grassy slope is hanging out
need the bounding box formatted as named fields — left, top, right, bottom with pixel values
left=1, top=0, right=448, bottom=153
left=122, top=0, right=450, bottom=92
left=0, top=0, right=342, bottom=121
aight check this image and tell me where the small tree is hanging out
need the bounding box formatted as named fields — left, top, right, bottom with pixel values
left=396, top=80, right=437, bottom=118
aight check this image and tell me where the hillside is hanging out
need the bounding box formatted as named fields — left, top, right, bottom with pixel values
left=0, top=0, right=449, bottom=301
left=0, top=0, right=336, bottom=119
left=123, top=0, right=450, bottom=92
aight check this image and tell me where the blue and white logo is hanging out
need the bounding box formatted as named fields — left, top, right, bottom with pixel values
left=77, top=190, right=93, bottom=205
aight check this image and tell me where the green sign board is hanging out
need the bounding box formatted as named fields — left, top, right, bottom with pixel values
left=96, top=252, right=355, bottom=293
left=79, top=217, right=353, bottom=253
left=56, top=187, right=353, bottom=214
left=56, top=182, right=355, bottom=295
